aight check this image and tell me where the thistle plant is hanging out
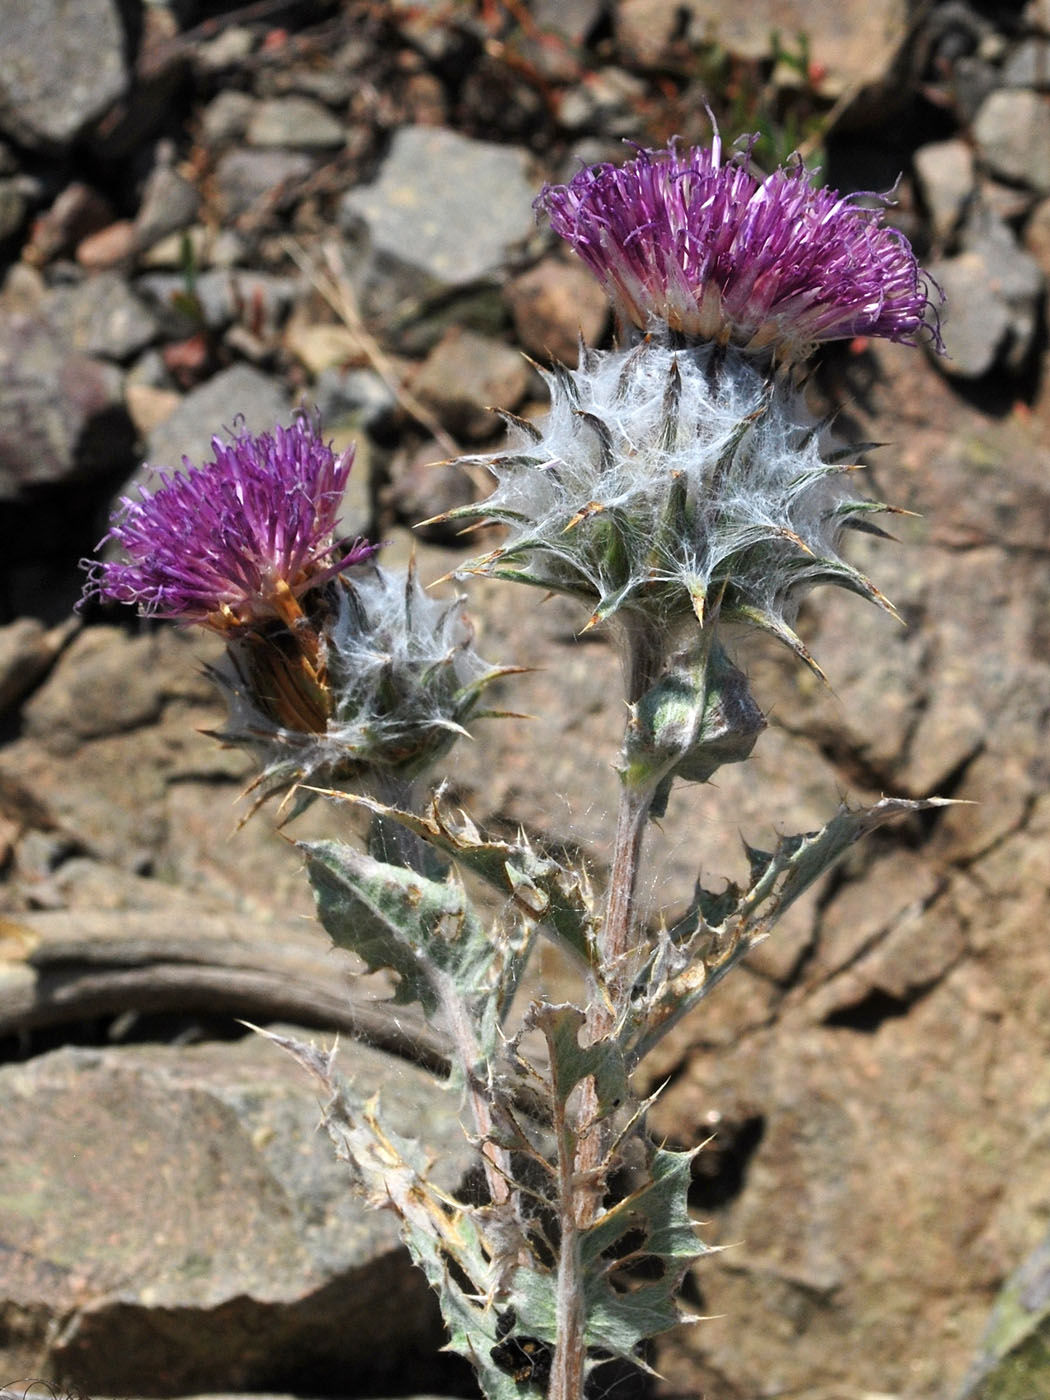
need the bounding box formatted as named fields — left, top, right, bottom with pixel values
left=83, top=133, right=945, bottom=1399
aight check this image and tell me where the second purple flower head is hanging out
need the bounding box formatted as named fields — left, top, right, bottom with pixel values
left=82, top=418, right=376, bottom=632
left=538, top=133, right=942, bottom=358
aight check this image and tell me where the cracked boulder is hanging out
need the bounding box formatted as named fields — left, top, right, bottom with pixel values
left=0, top=1031, right=471, bottom=1396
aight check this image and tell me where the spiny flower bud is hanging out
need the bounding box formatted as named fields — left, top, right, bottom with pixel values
left=212, top=561, right=511, bottom=810
left=620, top=641, right=766, bottom=803
left=81, top=418, right=509, bottom=813
left=538, top=136, right=942, bottom=360
left=442, top=338, right=902, bottom=675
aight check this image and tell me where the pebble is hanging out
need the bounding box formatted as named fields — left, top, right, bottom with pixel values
left=504, top=254, right=610, bottom=365
left=212, top=148, right=316, bottom=221
left=75, top=219, right=138, bottom=271
left=1023, top=194, right=1050, bottom=276
left=246, top=95, right=346, bottom=150
left=913, top=139, right=975, bottom=245
left=134, top=163, right=202, bottom=250
left=410, top=327, right=532, bottom=440
left=284, top=320, right=360, bottom=376
left=200, top=89, right=257, bottom=146
left=973, top=87, right=1050, bottom=193
left=558, top=67, right=648, bottom=134
left=1002, top=37, right=1050, bottom=88
left=125, top=382, right=181, bottom=438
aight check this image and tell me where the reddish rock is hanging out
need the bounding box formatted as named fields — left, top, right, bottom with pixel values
left=504, top=254, right=611, bottom=365
left=75, top=219, right=138, bottom=271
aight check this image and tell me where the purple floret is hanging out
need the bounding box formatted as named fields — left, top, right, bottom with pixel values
left=82, top=419, right=377, bottom=628
left=538, top=136, right=942, bottom=357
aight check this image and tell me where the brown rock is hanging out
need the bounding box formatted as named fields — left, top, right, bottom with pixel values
left=75, top=219, right=138, bottom=272
left=410, top=327, right=532, bottom=440
left=504, top=254, right=611, bottom=366
left=616, top=0, right=908, bottom=99
left=0, top=1032, right=469, bottom=1394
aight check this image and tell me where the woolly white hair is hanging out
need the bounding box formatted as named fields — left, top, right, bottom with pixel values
left=453, top=339, right=894, bottom=667
left=212, top=563, right=502, bottom=811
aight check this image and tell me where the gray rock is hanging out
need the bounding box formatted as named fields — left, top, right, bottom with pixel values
left=143, top=364, right=292, bottom=475
left=200, top=89, right=256, bottom=146
left=0, top=0, right=127, bottom=150
left=134, top=162, right=202, bottom=249
left=269, top=63, right=357, bottom=107
left=0, top=311, right=134, bottom=499
left=974, top=88, right=1050, bottom=194
left=0, top=1031, right=469, bottom=1393
left=195, top=24, right=256, bottom=72
left=515, top=0, right=604, bottom=78
left=312, top=366, right=398, bottom=434
left=1002, top=37, right=1050, bottom=89
left=212, top=148, right=315, bottom=221
left=340, top=126, right=541, bottom=292
left=557, top=66, right=648, bottom=134
left=929, top=253, right=1014, bottom=377
left=45, top=272, right=160, bottom=362
left=929, top=207, right=1044, bottom=376
left=914, top=138, right=975, bottom=244
left=246, top=95, right=346, bottom=149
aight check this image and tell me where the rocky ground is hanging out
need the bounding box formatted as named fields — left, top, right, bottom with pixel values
left=1, top=1, right=1050, bottom=1398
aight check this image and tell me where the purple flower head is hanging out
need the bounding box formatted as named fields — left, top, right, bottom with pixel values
left=537, top=135, right=943, bottom=358
left=82, top=418, right=377, bottom=630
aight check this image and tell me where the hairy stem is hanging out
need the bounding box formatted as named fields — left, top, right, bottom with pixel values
left=436, top=972, right=512, bottom=1206
left=594, top=613, right=668, bottom=1026
left=549, top=1088, right=587, bottom=1400
left=569, top=618, right=669, bottom=1246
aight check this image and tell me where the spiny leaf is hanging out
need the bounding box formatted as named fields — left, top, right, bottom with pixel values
left=631, top=796, right=956, bottom=1061
left=510, top=1144, right=709, bottom=1363
left=724, top=602, right=829, bottom=683
left=302, top=840, right=493, bottom=1017
left=312, top=791, right=597, bottom=964
left=530, top=1003, right=630, bottom=1115
left=277, top=1030, right=526, bottom=1400
left=823, top=439, right=888, bottom=464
